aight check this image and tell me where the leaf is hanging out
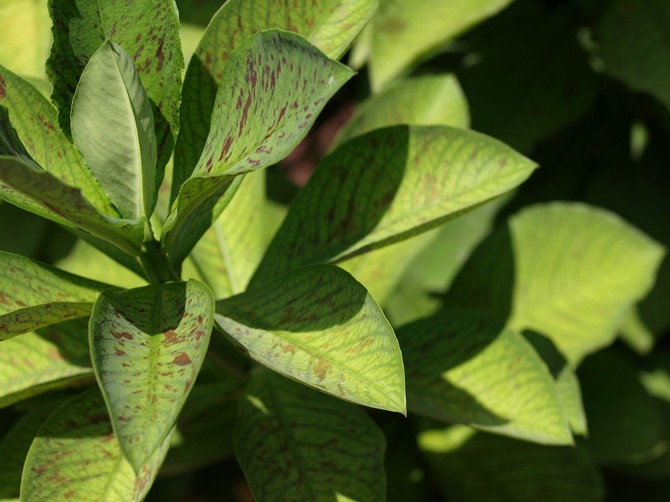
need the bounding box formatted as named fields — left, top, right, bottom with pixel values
left=252, top=125, right=537, bottom=287
left=508, top=203, right=665, bottom=363
left=173, top=0, right=377, bottom=193
left=0, top=64, right=116, bottom=215
left=20, top=387, right=170, bottom=501
left=89, top=279, right=215, bottom=471
left=597, top=0, right=670, bottom=111
left=47, top=0, right=184, bottom=169
left=0, top=0, right=51, bottom=79
left=398, top=310, right=572, bottom=444
left=0, top=319, right=92, bottom=409
left=368, top=0, right=514, bottom=91
left=215, top=265, right=406, bottom=413
left=0, top=156, right=144, bottom=257
left=71, top=40, right=157, bottom=221
left=0, top=251, right=112, bottom=340
left=418, top=424, right=605, bottom=501
left=163, top=30, right=354, bottom=267
left=235, top=369, right=387, bottom=502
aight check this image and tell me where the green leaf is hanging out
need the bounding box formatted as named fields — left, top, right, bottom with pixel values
left=0, top=0, right=51, bottom=79
left=215, top=265, right=406, bottom=413
left=71, top=40, right=157, bottom=221
left=173, top=0, right=377, bottom=193
left=0, top=64, right=116, bottom=216
left=337, top=74, right=470, bottom=146
left=0, top=319, right=92, bottom=409
left=0, top=251, right=111, bottom=340
left=508, top=203, right=665, bottom=363
left=89, top=279, right=215, bottom=471
left=597, top=0, right=670, bottom=111
left=398, top=310, right=571, bottom=444
left=163, top=30, right=354, bottom=267
left=235, top=369, right=387, bottom=502
left=20, top=387, right=170, bottom=501
left=368, top=0, right=514, bottom=91
left=0, top=156, right=144, bottom=257
left=252, top=125, right=537, bottom=286
left=47, top=0, right=184, bottom=170
left=418, top=425, right=604, bottom=501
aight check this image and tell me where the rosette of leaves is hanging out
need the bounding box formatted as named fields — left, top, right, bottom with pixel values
left=0, top=0, right=547, bottom=499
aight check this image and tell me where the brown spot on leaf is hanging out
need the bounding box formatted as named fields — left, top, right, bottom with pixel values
left=0, top=75, right=6, bottom=99
left=112, top=331, right=133, bottom=340
left=0, top=292, right=11, bottom=306
left=156, top=37, right=165, bottom=71
left=115, top=349, right=127, bottom=356
left=314, top=357, right=330, bottom=380
left=164, top=330, right=179, bottom=345
left=173, top=352, right=191, bottom=366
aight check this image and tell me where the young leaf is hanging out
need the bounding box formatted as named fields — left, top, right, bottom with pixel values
left=71, top=40, right=157, bottom=221
left=0, top=251, right=112, bottom=340
left=251, top=125, right=537, bottom=286
left=21, top=387, right=170, bottom=501
left=398, top=310, right=572, bottom=445
left=163, top=30, right=354, bottom=267
left=0, top=319, right=92, bottom=409
left=173, top=0, right=377, bottom=193
left=89, top=279, right=215, bottom=472
left=215, top=265, right=406, bottom=414
left=235, top=369, right=387, bottom=502
left=47, top=0, right=183, bottom=169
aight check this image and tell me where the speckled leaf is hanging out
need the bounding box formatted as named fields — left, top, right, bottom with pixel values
left=215, top=265, right=405, bottom=413
left=71, top=40, right=157, bottom=220
left=368, top=0, right=514, bottom=91
left=235, top=368, right=386, bottom=502
left=0, top=0, right=51, bottom=79
left=508, top=203, right=665, bottom=364
left=89, top=279, right=215, bottom=471
left=0, top=319, right=93, bottom=409
left=398, top=310, right=571, bottom=444
left=0, top=156, right=144, bottom=257
left=173, top=0, right=377, bottom=194
left=0, top=251, right=112, bottom=340
left=0, top=64, right=116, bottom=215
left=163, top=30, right=353, bottom=267
left=597, top=0, right=670, bottom=111
left=252, top=125, right=537, bottom=286
left=20, top=387, right=170, bottom=501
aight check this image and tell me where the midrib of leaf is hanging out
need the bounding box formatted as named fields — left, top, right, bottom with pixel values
left=214, top=224, right=240, bottom=294
left=146, top=283, right=167, bottom=423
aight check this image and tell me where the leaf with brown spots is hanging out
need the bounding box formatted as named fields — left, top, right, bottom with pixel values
left=0, top=251, right=113, bottom=341
left=235, top=368, right=386, bottom=502
left=251, top=125, right=537, bottom=287
left=21, top=387, right=170, bottom=501
left=215, top=265, right=405, bottom=413
left=89, top=279, right=215, bottom=472
left=162, top=30, right=353, bottom=268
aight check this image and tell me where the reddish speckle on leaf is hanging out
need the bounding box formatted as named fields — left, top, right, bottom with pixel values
left=0, top=292, right=11, bottom=306
left=112, top=331, right=133, bottom=340
left=0, top=74, right=6, bottom=99
left=173, top=352, right=192, bottom=365
left=115, top=349, right=127, bottom=356
left=156, top=37, right=165, bottom=71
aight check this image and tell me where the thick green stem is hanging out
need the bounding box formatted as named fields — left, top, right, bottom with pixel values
left=138, top=240, right=180, bottom=283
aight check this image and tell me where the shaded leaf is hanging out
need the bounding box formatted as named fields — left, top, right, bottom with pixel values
left=90, top=279, right=214, bottom=471
left=216, top=265, right=406, bottom=413
left=235, top=369, right=386, bottom=502
left=71, top=40, right=157, bottom=220
left=0, top=251, right=111, bottom=340
left=252, top=125, right=536, bottom=286
left=163, top=30, right=353, bottom=267
left=21, top=387, right=170, bottom=501
left=398, top=310, right=571, bottom=444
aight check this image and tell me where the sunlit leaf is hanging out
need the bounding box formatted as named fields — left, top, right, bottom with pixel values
left=216, top=265, right=406, bottom=413
left=0, top=0, right=51, bottom=79
left=235, top=369, right=386, bottom=502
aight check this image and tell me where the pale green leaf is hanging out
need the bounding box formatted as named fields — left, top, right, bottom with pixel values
left=163, top=30, right=353, bottom=267
left=0, top=0, right=51, bottom=79
left=71, top=40, right=157, bottom=221
left=509, top=203, right=665, bottom=363
left=369, top=0, right=514, bottom=91
left=215, top=265, right=406, bottom=413
left=0, top=319, right=93, bottom=409
left=619, top=305, right=655, bottom=355
left=20, top=387, right=170, bottom=501
left=418, top=425, right=604, bottom=501
left=174, top=0, right=377, bottom=192
left=597, top=0, right=670, bottom=111
left=90, top=279, right=214, bottom=471
left=235, top=368, right=386, bottom=502
left=398, top=310, right=571, bottom=444
left=0, top=251, right=112, bottom=340
left=252, top=125, right=537, bottom=286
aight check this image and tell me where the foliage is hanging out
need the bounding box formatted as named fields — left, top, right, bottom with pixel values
left=0, top=0, right=668, bottom=500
